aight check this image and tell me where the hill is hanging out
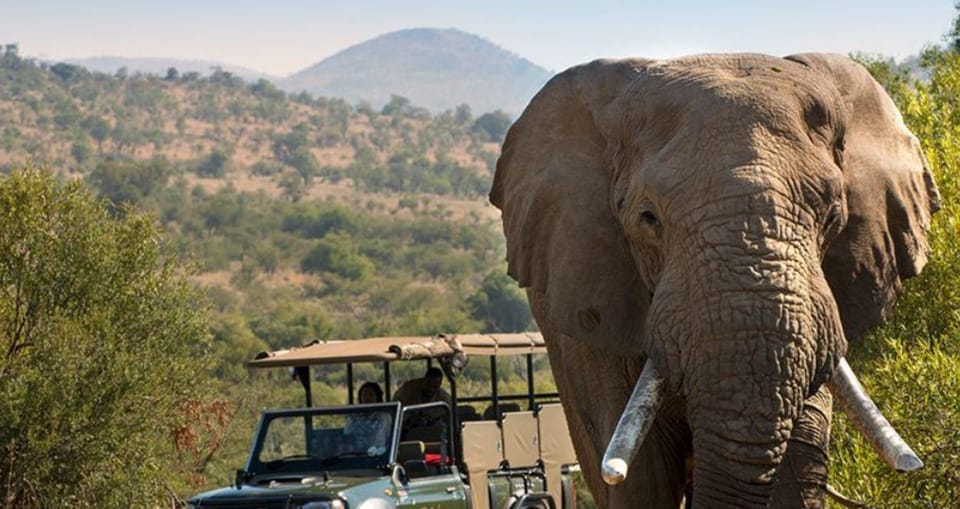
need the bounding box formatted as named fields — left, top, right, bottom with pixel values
left=0, top=51, right=525, bottom=341
left=279, top=28, right=553, bottom=114
left=66, top=55, right=275, bottom=82
left=0, top=53, right=507, bottom=212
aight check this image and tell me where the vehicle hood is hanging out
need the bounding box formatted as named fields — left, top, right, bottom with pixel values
left=188, top=473, right=392, bottom=506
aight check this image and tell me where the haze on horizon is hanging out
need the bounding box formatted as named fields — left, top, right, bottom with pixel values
left=1, top=0, right=954, bottom=77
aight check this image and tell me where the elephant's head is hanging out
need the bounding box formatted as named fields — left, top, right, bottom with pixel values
left=491, top=54, right=939, bottom=507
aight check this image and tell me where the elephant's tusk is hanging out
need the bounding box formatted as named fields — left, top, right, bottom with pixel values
left=829, top=357, right=923, bottom=472
left=601, top=360, right=664, bottom=485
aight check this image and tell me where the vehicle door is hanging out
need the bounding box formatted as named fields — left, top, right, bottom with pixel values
left=393, top=402, right=467, bottom=509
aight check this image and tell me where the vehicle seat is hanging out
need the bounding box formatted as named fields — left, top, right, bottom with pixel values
left=482, top=402, right=521, bottom=420
left=397, top=440, right=425, bottom=463
left=398, top=440, right=433, bottom=479
left=405, top=425, right=444, bottom=443
left=457, top=404, right=481, bottom=422
left=404, top=459, right=431, bottom=478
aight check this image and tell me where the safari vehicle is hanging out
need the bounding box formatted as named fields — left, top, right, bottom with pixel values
left=187, top=333, right=580, bottom=509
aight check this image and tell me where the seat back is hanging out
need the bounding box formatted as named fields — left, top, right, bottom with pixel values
left=457, top=404, right=481, bottom=422
left=404, top=459, right=430, bottom=479
left=501, top=410, right=539, bottom=468
left=405, top=425, right=444, bottom=443
left=397, top=440, right=425, bottom=463
left=537, top=404, right=578, bottom=505
left=461, top=421, right=503, bottom=509
left=482, top=402, right=522, bottom=420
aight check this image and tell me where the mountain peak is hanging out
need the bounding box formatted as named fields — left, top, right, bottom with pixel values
left=279, top=28, right=552, bottom=114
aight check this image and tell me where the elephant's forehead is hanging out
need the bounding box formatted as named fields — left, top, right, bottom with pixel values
left=620, top=54, right=834, bottom=121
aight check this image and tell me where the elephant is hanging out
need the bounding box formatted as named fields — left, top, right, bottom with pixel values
left=490, top=53, right=940, bottom=508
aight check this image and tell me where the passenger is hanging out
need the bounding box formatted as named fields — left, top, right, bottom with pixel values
left=393, top=367, right=451, bottom=428
left=393, top=367, right=450, bottom=407
left=344, top=382, right=391, bottom=451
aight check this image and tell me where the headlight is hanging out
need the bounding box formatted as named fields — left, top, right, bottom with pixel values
left=300, top=501, right=345, bottom=509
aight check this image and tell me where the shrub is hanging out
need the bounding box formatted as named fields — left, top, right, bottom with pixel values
left=0, top=168, right=211, bottom=507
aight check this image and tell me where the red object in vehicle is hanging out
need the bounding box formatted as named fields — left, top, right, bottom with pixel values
left=424, top=453, right=455, bottom=466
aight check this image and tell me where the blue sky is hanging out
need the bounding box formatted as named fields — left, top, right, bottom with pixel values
left=1, top=1, right=954, bottom=76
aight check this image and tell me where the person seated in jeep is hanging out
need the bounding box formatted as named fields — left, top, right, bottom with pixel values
left=393, top=367, right=450, bottom=427
left=344, top=382, right=391, bottom=450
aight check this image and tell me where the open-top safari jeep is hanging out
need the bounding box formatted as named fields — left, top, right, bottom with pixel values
left=187, top=333, right=580, bottom=509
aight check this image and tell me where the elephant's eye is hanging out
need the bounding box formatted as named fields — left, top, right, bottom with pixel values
left=833, top=133, right=846, bottom=168
left=823, top=200, right=845, bottom=244
left=640, top=210, right=661, bottom=228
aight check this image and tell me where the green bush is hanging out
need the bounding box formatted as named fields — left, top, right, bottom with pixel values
left=197, top=148, right=230, bottom=178
left=0, top=168, right=211, bottom=507
left=828, top=43, right=960, bottom=506
left=300, top=235, right=374, bottom=280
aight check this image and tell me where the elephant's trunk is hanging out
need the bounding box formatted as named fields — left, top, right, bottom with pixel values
left=685, top=327, right=809, bottom=508
left=668, top=239, right=830, bottom=505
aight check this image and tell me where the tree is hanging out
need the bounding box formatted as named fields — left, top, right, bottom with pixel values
left=454, top=103, right=473, bottom=125
left=81, top=115, right=110, bottom=153
left=300, top=235, right=373, bottom=280
left=381, top=94, right=412, bottom=116
left=197, top=148, right=230, bottom=178
left=472, top=110, right=512, bottom=141
left=70, top=138, right=92, bottom=165
left=88, top=157, right=171, bottom=208
left=49, top=62, right=85, bottom=83
left=272, top=126, right=319, bottom=184
left=468, top=271, right=534, bottom=333
left=0, top=167, right=211, bottom=506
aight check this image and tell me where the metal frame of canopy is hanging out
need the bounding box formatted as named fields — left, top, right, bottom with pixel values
left=247, top=332, right=560, bottom=436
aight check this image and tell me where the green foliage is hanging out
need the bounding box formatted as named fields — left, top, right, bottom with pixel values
left=88, top=156, right=171, bottom=207
left=282, top=203, right=359, bottom=238
left=301, top=235, right=374, bottom=280
left=49, top=62, right=86, bottom=83
left=197, top=148, right=230, bottom=178
left=468, top=271, right=535, bottom=332
left=0, top=31, right=558, bottom=502
left=70, top=138, right=92, bottom=165
left=81, top=114, right=110, bottom=150
left=245, top=297, right=334, bottom=349
left=272, top=125, right=319, bottom=183
left=381, top=94, right=412, bottom=116
left=472, top=110, right=512, bottom=141
left=828, top=27, right=960, bottom=506
left=0, top=167, right=211, bottom=507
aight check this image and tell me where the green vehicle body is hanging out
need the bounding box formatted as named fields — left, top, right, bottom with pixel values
left=188, top=402, right=468, bottom=509
left=188, top=333, right=578, bottom=509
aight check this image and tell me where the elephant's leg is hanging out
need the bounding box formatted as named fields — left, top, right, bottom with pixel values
left=541, top=327, right=688, bottom=509
left=770, top=385, right=832, bottom=508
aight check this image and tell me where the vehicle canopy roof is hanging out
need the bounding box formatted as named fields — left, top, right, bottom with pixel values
left=247, top=332, right=546, bottom=368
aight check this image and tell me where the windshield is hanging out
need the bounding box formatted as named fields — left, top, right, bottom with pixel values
left=248, top=404, right=398, bottom=476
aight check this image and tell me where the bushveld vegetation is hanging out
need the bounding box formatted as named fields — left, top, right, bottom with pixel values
left=827, top=39, right=960, bottom=507
left=0, top=52, right=537, bottom=507
left=1, top=10, right=959, bottom=507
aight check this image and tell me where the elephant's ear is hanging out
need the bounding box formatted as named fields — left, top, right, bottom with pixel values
left=786, top=53, right=941, bottom=339
left=490, top=59, right=651, bottom=353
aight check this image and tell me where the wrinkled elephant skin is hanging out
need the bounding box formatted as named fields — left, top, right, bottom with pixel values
left=491, top=53, right=939, bottom=508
